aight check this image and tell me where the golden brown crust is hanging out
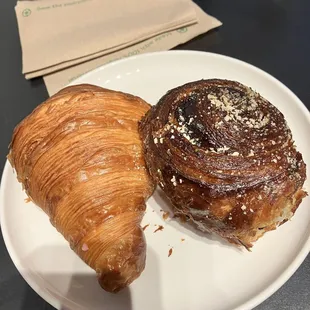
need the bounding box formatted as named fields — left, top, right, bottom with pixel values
left=139, top=79, right=307, bottom=249
left=8, top=84, right=155, bottom=292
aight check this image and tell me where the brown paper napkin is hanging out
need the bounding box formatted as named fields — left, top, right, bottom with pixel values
left=43, top=3, right=222, bottom=95
left=16, top=0, right=199, bottom=78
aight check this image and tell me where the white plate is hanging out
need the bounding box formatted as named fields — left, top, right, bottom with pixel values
left=1, top=51, right=310, bottom=310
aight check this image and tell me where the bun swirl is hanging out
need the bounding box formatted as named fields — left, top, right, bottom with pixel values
left=139, top=79, right=307, bottom=249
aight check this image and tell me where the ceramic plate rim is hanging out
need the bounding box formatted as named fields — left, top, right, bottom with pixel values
left=1, top=50, right=310, bottom=310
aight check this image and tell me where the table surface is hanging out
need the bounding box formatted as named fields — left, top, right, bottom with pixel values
left=0, top=0, right=309, bottom=309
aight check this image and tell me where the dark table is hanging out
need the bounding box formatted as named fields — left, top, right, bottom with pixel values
left=0, top=1, right=309, bottom=309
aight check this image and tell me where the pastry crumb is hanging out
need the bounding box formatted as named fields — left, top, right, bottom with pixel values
left=168, top=248, right=173, bottom=257
left=154, top=225, right=164, bottom=233
left=163, top=211, right=170, bottom=220
left=142, top=224, right=150, bottom=231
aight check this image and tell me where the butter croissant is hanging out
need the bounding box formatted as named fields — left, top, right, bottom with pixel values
left=139, top=79, right=307, bottom=249
left=8, top=84, right=155, bottom=292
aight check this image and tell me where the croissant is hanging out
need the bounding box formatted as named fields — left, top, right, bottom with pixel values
left=139, top=79, right=307, bottom=249
left=8, top=84, right=155, bottom=292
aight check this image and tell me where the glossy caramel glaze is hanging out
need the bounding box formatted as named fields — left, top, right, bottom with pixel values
left=139, top=79, right=307, bottom=249
left=8, top=84, right=155, bottom=292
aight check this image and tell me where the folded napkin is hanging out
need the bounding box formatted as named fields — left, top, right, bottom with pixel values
left=15, top=0, right=222, bottom=94
left=16, top=0, right=200, bottom=78
left=43, top=3, right=222, bottom=95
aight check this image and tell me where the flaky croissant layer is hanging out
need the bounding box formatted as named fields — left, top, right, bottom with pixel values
left=9, top=84, right=155, bottom=292
left=139, top=79, right=307, bottom=249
